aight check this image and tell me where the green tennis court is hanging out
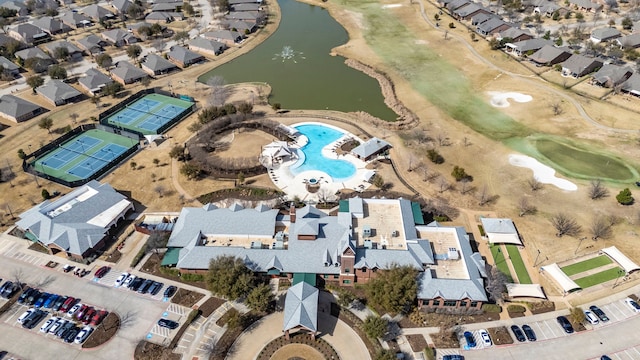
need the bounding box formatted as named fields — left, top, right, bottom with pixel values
left=105, top=93, right=193, bottom=135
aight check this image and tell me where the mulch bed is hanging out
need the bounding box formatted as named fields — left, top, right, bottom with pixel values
left=134, top=340, right=181, bottom=360
left=171, top=288, right=205, bottom=308
left=336, top=307, right=379, bottom=358
left=211, top=312, right=264, bottom=360
left=528, top=301, right=556, bottom=315
left=28, top=241, right=50, bottom=254
left=256, top=333, right=339, bottom=360
left=83, top=312, right=120, bottom=348
left=141, top=253, right=207, bottom=289
left=197, top=187, right=284, bottom=204
left=216, top=308, right=238, bottom=327
left=431, top=331, right=459, bottom=349
left=488, top=326, right=514, bottom=345
left=199, top=296, right=226, bottom=317
left=399, top=312, right=500, bottom=329
left=104, top=249, right=122, bottom=263
left=406, top=334, right=428, bottom=352
left=508, top=311, right=526, bottom=318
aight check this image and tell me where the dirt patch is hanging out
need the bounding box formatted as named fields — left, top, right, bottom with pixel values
left=508, top=311, right=526, bottom=318
left=216, top=307, right=238, bottom=327
left=199, top=296, right=226, bottom=318
left=488, top=326, right=514, bottom=345
left=82, top=312, right=120, bottom=349
left=406, top=334, right=428, bottom=352
left=28, top=241, right=50, bottom=254
left=171, top=288, right=205, bottom=308
left=528, top=301, right=556, bottom=315
left=104, top=249, right=122, bottom=263
left=431, top=330, right=459, bottom=349
left=134, top=340, right=181, bottom=360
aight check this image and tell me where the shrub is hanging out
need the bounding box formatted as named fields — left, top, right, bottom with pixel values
left=448, top=22, right=455, bottom=29
left=616, top=188, right=633, bottom=205
left=130, top=246, right=147, bottom=267
left=507, top=304, right=526, bottom=313
left=451, top=166, right=470, bottom=181
left=482, top=304, right=502, bottom=313
left=181, top=273, right=205, bottom=282
left=41, top=189, right=50, bottom=200
left=426, top=149, right=444, bottom=164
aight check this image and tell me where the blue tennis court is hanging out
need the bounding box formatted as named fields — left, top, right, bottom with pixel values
left=61, top=135, right=101, bottom=153
left=104, top=93, right=193, bottom=135
left=109, top=108, right=145, bottom=125
left=129, top=99, right=160, bottom=112
left=66, top=143, right=129, bottom=178
left=138, top=116, right=168, bottom=131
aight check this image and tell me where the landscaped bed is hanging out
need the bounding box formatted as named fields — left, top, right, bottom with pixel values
left=83, top=312, right=120, bottom=349
left=406, top=334, right=428, bottom=352
left=574, top=267, right=625, bottom=288
left=561, top=255, right=613, bottom=276
left=199, top=296, right=226, bottom=317
left=134, top=340, right=181, bottom=360
left=171, top=288, right=205, bottom=308
left=505, top=245, right=532, bottom=284
left=256, top=333, right=339, bottom=360
left=488, top=326, right=514, bottom=345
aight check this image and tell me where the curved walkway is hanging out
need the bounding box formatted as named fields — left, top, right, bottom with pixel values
left=227, top=312, right=370, bottom=360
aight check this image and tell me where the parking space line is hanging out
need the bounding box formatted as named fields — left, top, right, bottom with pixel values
left=544, top=320, right=561, bottom=338
left=610, top=302, right=629, bottom=320
left=530, top=322, right=547, bottom=340
left=603, top=304, right=622, bottom=321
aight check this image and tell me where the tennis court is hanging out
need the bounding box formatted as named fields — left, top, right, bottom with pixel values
left=106, top=93, right=193, bottom=135
left=33, top=129, right=137, bottom=182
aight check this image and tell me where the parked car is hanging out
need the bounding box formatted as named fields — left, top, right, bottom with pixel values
left=40, top=316, right=59, bottom=333
left=148, top=281, right=163, bottom=296
left=123, top=275, right=136, bottom=288
left=23, top=310, right=47, bottom=329
left=64, top=327, right=80, bottom=343
left=138, top=279, right=154, bottom=294
left=3, top=283, right=19, bottom=299
left=26, top=290, right=41, bottom=305
left=157, top=318, right=179, bottom=330
left=48, top=318, right=68, bottom=334
left=17, top=308, right=35, bottom=324
left=0, top=281, right=15, bottom=298
left=114, top=272, right=129, bottom=287
left=0, top=281, right=12, bottom=295
left=82, top=308, right=96, bottom=325
left=17, top=287, right=33, bottom=304
left=589, top=305, right=609, bottom=322
left=625, top=297, right=640, bottom=313
left=601, top=356, right=612, bottom=360
left=164, top=285, right=177, bottom=298
left=557, top=316, right=574, bottom=334
left=60, top=297, right=76, bottom=313
left=52, top=296, right=68, bottom=311
left=95, top=266, right=111, bottom=278
left=62, top=264, right=75, bottom=273
left=90, top=310, right=108, bottom=326
left=75, top=305, right=89, bottom=320
left=443, top=356, right=464, bottom=360
left=478, top=329, right=492, bottom=347
left=129, top=277, right=144, bottom=291
left=75, top=326, right=93, bottom=344
left=511, top=325, right=526, bottom=342
left=584, top=311, right=599, bottom=325
left=56, top=322, right=74, bottom=338
left=67, top=303, right=82, bottom=318
left=43, top=294, right=59, bottom=309
left=522, top=324, right=536, bottom=341
left=34, top=293, right=51, bottom=308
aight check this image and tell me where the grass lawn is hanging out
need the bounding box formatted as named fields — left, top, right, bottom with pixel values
left=561, top=256, right=613, bottom=276
left=490, top=244, right=513, bottom=283
left=574, top=267, right=625, bottom=288
left=505, top=245, right=532, bottom=284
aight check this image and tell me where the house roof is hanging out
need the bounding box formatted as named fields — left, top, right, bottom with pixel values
left=591, top=27, right=620, bottom=40
left=506, top=38, right=554, bottom=52
left=561, top=54, right=602, bottom=73
left=112, top=0, right=132, bottom=12
left=32, top=16, right=70, bottom=33
left=231, top=3, right=260, bottom=11
left=102, top=28, right=136, bottom=43
left=283, top=282, right=318, bottom=332
left=529, top=45, right=570, bottom=64
left=76, top=34, right=105, bottom=51
left=15, top=47, right=51, bottom=61
left=202, top=30, right=242, bottom=42
left=0, top=94, right=43, bottom=119
left=16, top=181, right=133, bottom=256
left=569, top=0, right=600, bottom=9
left=617, top=33, right=640, bottom=48
left=81, top=4, right=115, bottom=20
left=0, top=34, right=17, bottom=48
left=454, top=3, right=484, bottom=17
left=142, top=53, right=178, bottom=72
left=498, top=27, right=531, bottom=40
left=189, top=37, right=226, bottom=52
left=592, top=64, right=633, bottom=85
left=480, top=218, right=522, bottom=245
left=43, top=40, right=82, bottom=55
left=145, top=11, right=174, bottom=20
left=110, top=61, right=147, bottom=82
left=79, top=68, right=113, bottom=91
left=0, top=0, right=26, bottom=12
left=60, top=11, right=92, bottom=26
left=622, top=72, right=640, bottom=95
left=36, top=79, right=82, bottom=103
left=471, top=12, right=496, bottom=25
left=168, top=45, right=204, bottom=64
left=446, top=0, right=470, bottom=11
left=351, top=137, right=391, bottom=159
left=225, top=11, right=260, bottom=21
left=223, top=20, right=256, bottom=32
left=11, top=23, right=47, bottom=40
left=0, top=56, right=19, bottom=72
left=151, top=2, right=179, bottom=11
left=476, top=18, right=507, bottom=33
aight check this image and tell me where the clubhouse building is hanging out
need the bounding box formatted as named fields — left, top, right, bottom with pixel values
left=164, top=197, right=488, bottom=310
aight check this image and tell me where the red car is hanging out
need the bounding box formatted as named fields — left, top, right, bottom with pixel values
left=59, top=297, right=76, bottom=313
left=82, top=308, right=96, bottom=325
left=75, top=305, right=89, bottom=320
left=95, top=266, right=111, bottom=278
left=90, top=310, right=108, bottom=326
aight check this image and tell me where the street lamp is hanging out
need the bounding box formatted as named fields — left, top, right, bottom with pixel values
left=613, top=269, right=626, bottom=289
left=575, top=237, right=587, bottom=255
left=534, top=249, right=541, bottom=267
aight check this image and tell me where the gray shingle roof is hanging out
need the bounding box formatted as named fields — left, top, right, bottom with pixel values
left=11, top=23, right=47, bottom=42
left=142, top=53, right=178, bottom=72
left=0, top=94, right=43, bottom=119
left=0, top=56, right=19, bottom=72
left=81, top=4, right=115, bottom=20
left=43, top=40, right=82, bottom=56
left=591, top=27, right=620, bottom=41
left=506, top=38, right=554, bottom=53
left=79, top=68, right=113, bottom=92
left=110, top=61, right=147, bottom=82
left=351, top=137, right=391, bottom=159
left=32, top=16, right=70, bottom=34
left=561, top=54, right=602, bottom=74
left=592, top=64, right=632, bottom=86
left=622, top=72, right=640, bottom=95
left=283, top=282, right=318, bottom=332
left=167, top=45, right=204, bottom=64
left=76, top=34, right=105, bottom=52
left=112, top=0, right=132, bottom=12
left=453, top=3, right=483, bottom=17
left=36, top=79, right=82, bottom=104
left=529, top=45, right=571, bottom=64
left=15, top=47, right=51, bottom=61
left=202, top=30, right=242, bottom=42
left=617, top=33, right=640, bottom=48
left=60, top=11, right=92, bottom=27
left=476, top=18, right=507, bottom=33
left=189, top=37, right=226, bottom=54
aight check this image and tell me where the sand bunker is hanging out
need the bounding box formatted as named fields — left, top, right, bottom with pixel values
left=508, top=154, right=578, bottom=191
left=488, top=92, right=533, bottom=108
left=382, top=4, right=402, bottom=8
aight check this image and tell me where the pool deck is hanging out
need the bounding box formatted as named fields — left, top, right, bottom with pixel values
left=263, top=122, right=375, bottom=202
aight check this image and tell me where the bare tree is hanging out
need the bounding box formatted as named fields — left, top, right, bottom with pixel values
left=460, top=178, right=473, bottom=194
left=408, top=153, right=417, bottom=172
left=551, top=212, right=582, bottom=237
left=485, top=265, right=508, bottom=303
left=33, top=275, right=55, bottom=289
left=436, top=133, right=450, bottom=146
left=437, top=176, right=451, bottom=193
left=551, top=102, right=563, bottom=115
left=589, top=216, right=612, bottom=240
left=462, top=137, right=471, bottom=147
left=206, top=76, right=229, bottom=106
left=478, top=184, right=495, bottom=206
left=420, top=165, right=429, bottom=182
left=154, top=185, right=165, bottom=198
left=12, top=269, right=25, bottom=290
left=316, top=186, right=332, bottom=204
left=588, top=180, right=609, bottom=200
left=527, top=176, right=542, bottom=191
left=517, top=197, right=537, bottom=217
left=118, top=310, right=137, bottom=330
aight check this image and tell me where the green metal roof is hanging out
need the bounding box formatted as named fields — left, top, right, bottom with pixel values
left=25, top=231, right=39, bottom=243
left=412, top=202, right=425, bottom=225
left=161, top=247, right=180, bottom=266
left=338, top=200, right=349, bottom=213
left=292, top=273, right=316, bottom=286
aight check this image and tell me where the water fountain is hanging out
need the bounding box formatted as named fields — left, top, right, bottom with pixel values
left=272, top=45, right=305, bottom=63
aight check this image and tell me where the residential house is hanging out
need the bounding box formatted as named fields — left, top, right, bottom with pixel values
left=101, top=28, right=139, bottom=47
left=202, top=30, right=243, bottom=46
left=505, top=38, right=554, bottom=56
left=78, top=67, right=113, bottom=95
left=43, top=40, right=84, bottom=61
left=228, top=0, right=262, bottom=4
left=446, top=0, right=470, bottom=13
left=528, top=45, right=572, bottom=66
left=188, top=37, right=227, bottom=56
left=127, top=22, right=173, bottom=38
left=437, top=0, right=456, bottom=7
left=568, top=0, right=601, bottom=12
left=167, top=45, right=205, bottom=67
left=32, top=16, right=71, bottom=36
left=81, top=4, right=116, bottom=22
left=476, top=18, right=511, bottom=36
left=145, top=11, right=184, bottom=23
left=76, top=34, right=107, bottom=55
left=14, top=47, right=54, bottom=72
left=590, top=27, right=621, bottom=44
left=471, top=12, right=499, bottom=26
left=151, top=2, right=181, bottom=11
left=60, top=11, right=93, bottom=29
left=496, top=27, right=533, bottom=42
left=533, top=0, right=561, bottom=16
left=0, top=56, right=20, bottom=77
left=351, top=137, right=391, bottom=161
left=224, top=20, right=257, bottom=34
left=591, top=64, right=633, bottom=87
left=140, top=53, right=178, bottom=75
left=36, top=79, right=83, bottom=106
left=452, top=3, right=490, bottom=21
left=0, top=0, right=28, bottom=16
left=616, top=33, right=640, bottom=49
left=0, top=95, right=45, bottom=122
left=111, top=0, right=133, bottom=14
left=8, top=23, right=51, bottom=45
left=165, top=198, right=488, bottom=309
left=0, top=34, right=20, bottom=50
left=231, top=3, right=261, bottom=11
left=561, top=54, right=603, bottom=77
left=15, top=181, right=134, bottom=261
left=225, top=11, right=264, bottom=24
left=621, top=72, right=640, bottom=96
left=110, top=61, right=148, bottom=84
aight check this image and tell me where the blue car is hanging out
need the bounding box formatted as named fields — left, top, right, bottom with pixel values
left=463, top=331, right=476, bottom=348
left=43, top=294, right=59, bottom=309
left=34, top=293, right=51, bottom=308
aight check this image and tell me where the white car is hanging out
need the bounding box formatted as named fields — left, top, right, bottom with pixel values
left=67, top=303, right=82, bottom=317
left=625, top=297, right=640, bottom=313
left=478, top=329, right=492, bottom=347
left=17, top=308, right=34, bottom=324
left=584, top=311, right=599, bottom=325
left=48, top=318, right=67, bottom=334
left=122, top=274, right=136, bottom=288
left=74, top=325, right=93, bottom=344
left=39, top=316, right=58, bottom=333
left=114, top=272, right=129, bottom=287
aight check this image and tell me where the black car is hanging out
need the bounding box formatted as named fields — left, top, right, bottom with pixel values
left=52, top=296, right=68, bottom=312
left=149, top=282, right=164, bottom=296
left=138, top=279, right=154, bottom=294
left=18, top=287, right=34, bottom=304
left=164, top=285, right=177, bottom=298
left=0, top=281, right=14, bottom=298
left=0, top=281, right=11, bottom=295
left=56, top=322, right=74, bottom=338
left=129, top=277, right=144, bottom=291
left=590, top=305, right=609, bottom=322
left=64, top=327, right=79, bottom=343
left=511, top=325, right=526, bottom=342
left=25, top=290, right=41, bottom=305
left=22, top=310, right=46, bottom=329
left=522, top=324, right=536, bottom=341
left=557, top=316, right=574, bottom=334
left=157, top=318, right=179, bottom=329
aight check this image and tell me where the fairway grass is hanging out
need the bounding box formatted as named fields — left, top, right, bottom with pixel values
left=561, top=256, right=613, bottom=276
left=505, top=245, right=532, bottom=284
left=574, top=267, right=625, bottom=288
left=490, top=244, right=513, bottom=282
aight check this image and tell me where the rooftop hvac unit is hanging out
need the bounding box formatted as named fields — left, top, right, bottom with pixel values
left=362, top=225, right=372, bottom=237
left=391, top=230, right=399, bottom=237
left=364, top=239, right=373, bottom=249
left=274, top=231, right=285, bottom=241
left=448, top=247, right=459, bottom=260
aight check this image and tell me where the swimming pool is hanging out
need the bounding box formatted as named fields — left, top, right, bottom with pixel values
left=290, top=124, right=356, bottom=180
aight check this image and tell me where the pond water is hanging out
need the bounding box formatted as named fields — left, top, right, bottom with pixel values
left=199, top=0, right=397, bottom=121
